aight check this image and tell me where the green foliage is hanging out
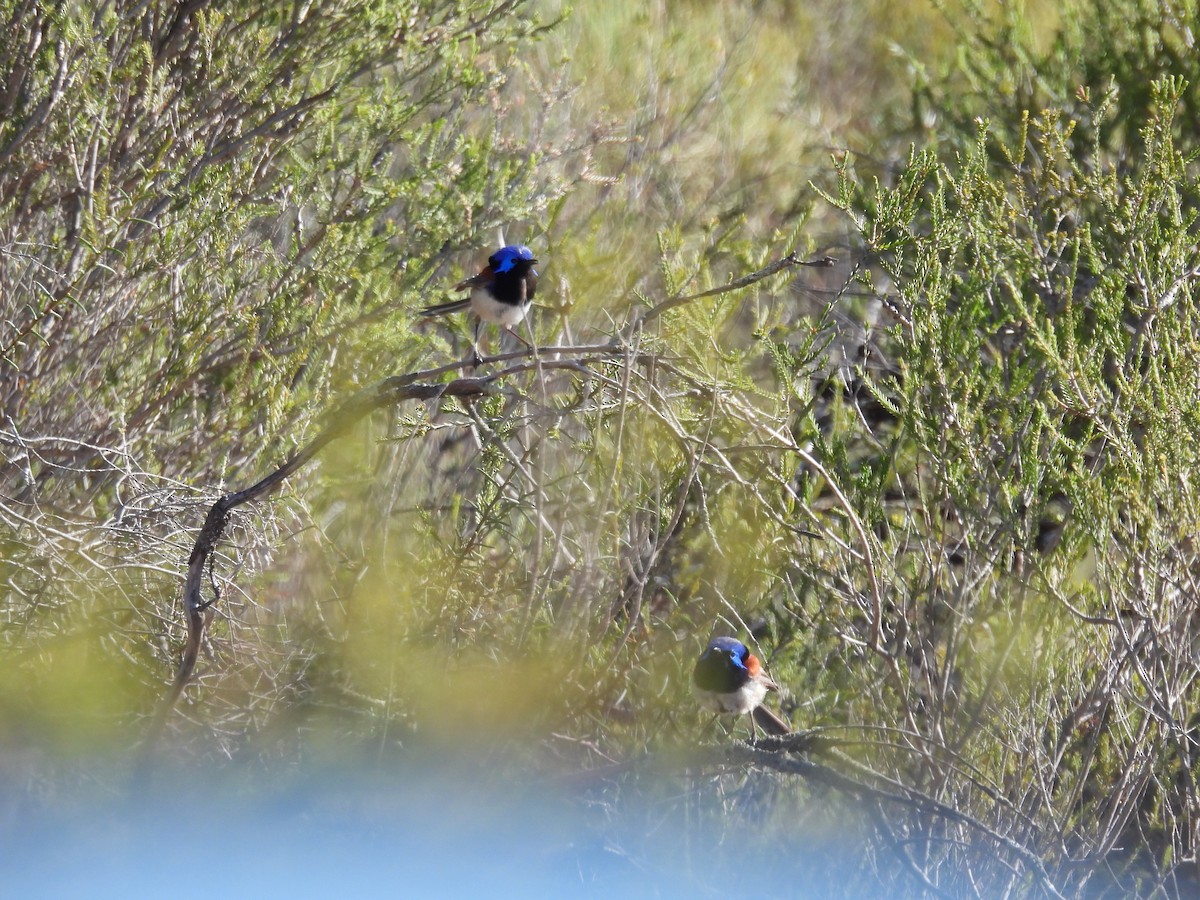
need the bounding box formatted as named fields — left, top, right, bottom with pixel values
left=0, top=0, right=567, bottom=651
left=800, top=4, right=1200, bottom=891
left=7, top=0, right=1200, bottom=895
left=0, top=0, right=562, bottom=471
left=916, top=0, right=1200, bottom=162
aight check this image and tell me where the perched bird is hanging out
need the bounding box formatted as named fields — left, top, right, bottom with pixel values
left=419, top=244, right=539, bottom=364
left=693, top=636, right=790, bottom=737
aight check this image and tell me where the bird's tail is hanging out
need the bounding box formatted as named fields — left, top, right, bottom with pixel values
left=418, top=298, right=471, bottom=317
left=753, top=704, right=791, bottom=736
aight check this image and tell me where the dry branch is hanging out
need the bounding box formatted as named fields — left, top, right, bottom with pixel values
left=706, top=739, right=1068, bottom=900
left=143, top=373, right=499, bottom=744
left=143, top=345, right=648, bottom=752
left=637, top=252, right=837, bottom=325
left=144, top=252, right=839, bottom=747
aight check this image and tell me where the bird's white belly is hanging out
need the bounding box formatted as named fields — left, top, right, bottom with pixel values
left=470, top=286, right=530, bottom=327
left=693, top=679, right=770, bottom=716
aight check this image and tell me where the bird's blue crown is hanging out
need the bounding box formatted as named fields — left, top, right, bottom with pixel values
left=491, top=244, right=536, bottom=275
left=702, top=636, right=750, bottom=671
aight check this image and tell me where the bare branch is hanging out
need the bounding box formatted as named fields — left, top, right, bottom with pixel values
left=143, top=373, right=501, bottom=744
left=637, top=253, right=837, bottom=326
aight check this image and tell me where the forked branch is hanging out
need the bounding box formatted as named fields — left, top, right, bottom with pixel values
left=155, top=374, right=498, bottom=720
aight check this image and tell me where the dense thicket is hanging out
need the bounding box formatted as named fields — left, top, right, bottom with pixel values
left=3, top=1, right=1200, bottom=897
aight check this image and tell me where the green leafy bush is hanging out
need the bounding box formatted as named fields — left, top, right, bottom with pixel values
left=5, top=0, right=1200, bottom=896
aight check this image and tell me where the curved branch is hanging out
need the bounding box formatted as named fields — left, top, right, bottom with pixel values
left=148, top=374, right=499, bottom=731
left=143, top=247, right=838, bottom=750
left=141, top=349, right=651, bottom=756
left=637, top=252, right=837, bottom=326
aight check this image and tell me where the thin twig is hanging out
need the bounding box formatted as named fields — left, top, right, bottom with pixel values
left=638, top=253, right=837, bottom=326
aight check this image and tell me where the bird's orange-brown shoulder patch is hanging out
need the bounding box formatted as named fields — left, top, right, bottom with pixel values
left=454, top=266, right=493, bottom=291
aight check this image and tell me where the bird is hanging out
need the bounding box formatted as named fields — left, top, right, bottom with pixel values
left=693, top=636, right=790, bottom=737
left=419, top=244, right=539, bottom=364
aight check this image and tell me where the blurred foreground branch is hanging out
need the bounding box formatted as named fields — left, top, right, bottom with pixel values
left=693, top=737, right=1067, bottom=900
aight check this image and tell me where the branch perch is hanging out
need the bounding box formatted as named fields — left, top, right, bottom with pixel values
left=700, top=740, right=1067, bottom=900
left=143, top=349, right=638, bottom=753
left=145, top=250, right=839, bottom=748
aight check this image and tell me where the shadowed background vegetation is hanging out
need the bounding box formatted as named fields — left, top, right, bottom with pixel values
left=4, top=0, right=1200, bottom=896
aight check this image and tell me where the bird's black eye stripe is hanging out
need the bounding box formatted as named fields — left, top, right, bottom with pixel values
left=701, top=647, right=747, bottom=670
